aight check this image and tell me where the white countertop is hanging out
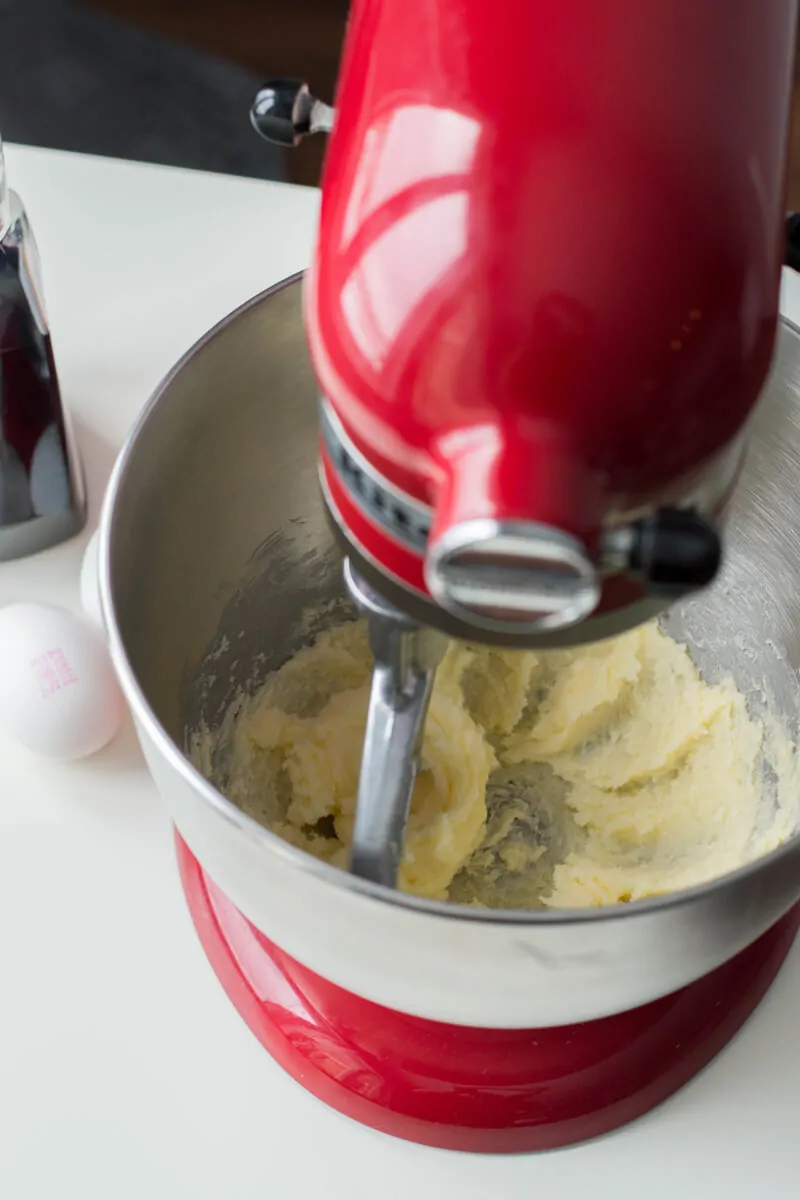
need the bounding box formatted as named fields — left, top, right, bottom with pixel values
left=1, top=144, right=799, bottom=1199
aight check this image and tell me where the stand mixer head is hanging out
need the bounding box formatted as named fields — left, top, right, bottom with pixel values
left=252, top=0, right=797, bottom=888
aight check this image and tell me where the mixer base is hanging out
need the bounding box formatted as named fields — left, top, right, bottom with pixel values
left=176, top=834, right=800, bottom=1153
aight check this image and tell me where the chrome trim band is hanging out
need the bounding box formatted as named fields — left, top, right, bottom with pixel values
left=319, top=398, right=431, bottom=553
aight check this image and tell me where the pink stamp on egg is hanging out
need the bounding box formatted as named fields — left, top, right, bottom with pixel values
left=31, top=648, right=79, bottom=698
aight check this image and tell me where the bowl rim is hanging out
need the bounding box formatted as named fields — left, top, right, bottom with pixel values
left=98, top=273, right=800, bottom=928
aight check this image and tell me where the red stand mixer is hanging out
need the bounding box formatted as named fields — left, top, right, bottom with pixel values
left=252, top=0, right=800, bottom=1147
left=236, top=0, right=800, bottom=1146
left=103, top=0, right=800, bottom=1155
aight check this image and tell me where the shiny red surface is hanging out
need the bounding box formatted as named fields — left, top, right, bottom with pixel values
left=307, top=0, right=796, bottom=565
left=176, top=833, right=800, bottom=1153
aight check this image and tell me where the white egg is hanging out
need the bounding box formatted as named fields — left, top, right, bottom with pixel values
left=0, top=602, right=125, bottom=759
left=80, top=531, right=104, bottom=628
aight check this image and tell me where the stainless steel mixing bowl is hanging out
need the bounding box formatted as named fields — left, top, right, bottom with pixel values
left=99, top=275, right=800, bottom=1028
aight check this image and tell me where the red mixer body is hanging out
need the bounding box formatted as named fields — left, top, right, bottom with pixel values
left=307, top=0, right=796, bottom=613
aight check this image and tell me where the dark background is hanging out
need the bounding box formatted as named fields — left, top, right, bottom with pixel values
left=2, top=0, right=799, bottom=203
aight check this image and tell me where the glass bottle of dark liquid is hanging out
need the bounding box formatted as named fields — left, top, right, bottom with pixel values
left=0, top=135, right=85, bottom=559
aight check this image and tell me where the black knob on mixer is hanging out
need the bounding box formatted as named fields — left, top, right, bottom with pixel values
left=625, top=508, right=722, bottom=598
left=250, top=79, right=335, bottom=147
left=786, top=213, right=800, bottom=271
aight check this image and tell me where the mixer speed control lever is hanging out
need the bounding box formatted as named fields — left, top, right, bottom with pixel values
left=250, top=79, right=334, bottom=147
left=606, top=508, right=722, bottom=599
